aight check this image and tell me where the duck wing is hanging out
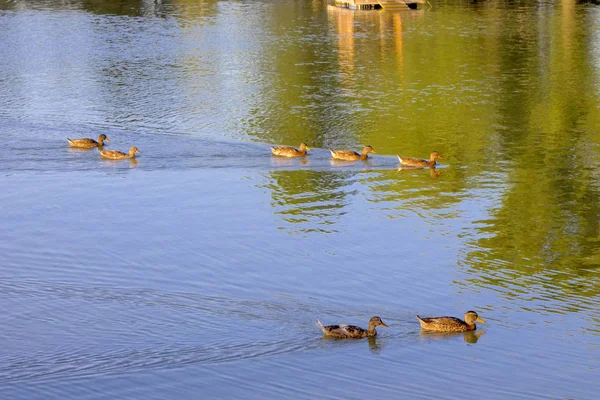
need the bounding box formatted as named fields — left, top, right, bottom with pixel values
left=99, top=150, right=127, bottom=159
left=318, top=321, right=367, bottom=338
left=68, top=138, right=98, bottom=147
left=271, top=146, right=300, bottom=156
left=330, top=149, right=360, bottom=160
left=397, top=156, right=428, bottom=167
left=417, top=315, right=468, bottom=331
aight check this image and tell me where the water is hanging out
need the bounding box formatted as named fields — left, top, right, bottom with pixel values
left=1, top=0, right=599, bottom=398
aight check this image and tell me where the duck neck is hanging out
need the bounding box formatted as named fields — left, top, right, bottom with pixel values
left=464, top=319, right=477, bottom=330
left=360, top=153, right=369, bottom=160
left=367, top=321, right=378, bottom=335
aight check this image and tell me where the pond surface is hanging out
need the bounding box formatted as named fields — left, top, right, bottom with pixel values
left=1, top=0, right=599, bottom=399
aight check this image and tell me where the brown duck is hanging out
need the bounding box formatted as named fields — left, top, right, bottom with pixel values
left=271, top=143, right=310, bottom=157
left=317, top=316, right=388, bottom=338
left=67, top=134, right=110, bottom=148
left=416, top=310, right=485, bottom=332
left=397, top=151, right=443, bottom=168
left=330, top=145, right=376, bottom=161
left=99, top=146, right=140, bottom=160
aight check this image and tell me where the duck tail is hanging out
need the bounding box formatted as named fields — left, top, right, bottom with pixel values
left=67, top=138, right=73, bottom=143
left=316, top=320, right=325, bottom=331
left=329, top=148, right=335, bottom=156
left=397, top=155, right=403, bottom=162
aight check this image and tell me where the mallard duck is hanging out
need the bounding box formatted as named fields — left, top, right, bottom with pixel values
left=67, top=134, right=110, bottom=148
left=416, top=310, right=485, bottom=332
left=330, top=145, right=376, bottom=161
left=99, top=146, right=140, bottom=160
left=317, top=316, right=388, bottom=338
left=271, top=143, right=310, bottom=157
left=397, top=151, right=443, bottom=168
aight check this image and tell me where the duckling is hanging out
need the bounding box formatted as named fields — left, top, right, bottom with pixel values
left=67, top=134, right=110, bottom=148
left=271, top=143, right=310, bottom=157
left=99, top=146, right=140, bottom=160
left=416, top=310, right=485, bottom=332
left=329, top=145, right=376, bottom=161
left=317, top=316, right=388, bottom=338
left=397, top=151, right=443, bottom=168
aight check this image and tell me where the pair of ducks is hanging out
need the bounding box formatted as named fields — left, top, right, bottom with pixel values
left=271, top=143, right=444, bottom=168
left=67, top=134, right=140, bottom=160
left=318, top=311, right=485, bottom=339
left=271, top=143, right=375, bottom=161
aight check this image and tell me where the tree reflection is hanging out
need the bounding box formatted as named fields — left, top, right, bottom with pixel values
left=265, top=170, right=355, bottom=234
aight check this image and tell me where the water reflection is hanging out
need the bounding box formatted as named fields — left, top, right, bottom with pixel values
left=397, top=166, right=444, bottom=179
left=319, top=335, right=384, bottom=354
left=419, top=330, right=485, bottom=345
left=270, top=156, right=310, bottom=167
left=264, top=170, right=355, bottom=233
left=329, top=158, right=374, bottom=168
left=67, top=146, right=100, bottom=153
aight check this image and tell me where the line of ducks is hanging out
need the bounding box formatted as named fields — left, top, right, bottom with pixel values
left=318, top=311, right=485, bottom=339
left=66, top=135, right=443, bottom=167
left=67, top=136, right=472, bottom=339
left=67, top=134, right=140, bottom=160
left=272, top=142, right=444, bottom=168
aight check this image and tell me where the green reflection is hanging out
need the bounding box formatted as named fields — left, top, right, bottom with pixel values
left=459, top=0, right=600, bottom=309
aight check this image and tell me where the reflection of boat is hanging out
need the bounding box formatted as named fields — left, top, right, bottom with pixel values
left=329, top=0, right=423, bottom=11
left=419, top=330, right=485, bottom=344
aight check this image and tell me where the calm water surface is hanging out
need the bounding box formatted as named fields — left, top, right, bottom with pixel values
left=1, top=0, right=599, bottom=399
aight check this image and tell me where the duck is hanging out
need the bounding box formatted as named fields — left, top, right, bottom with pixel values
left=67, top=134, right=110, bottom=148
left=99, top=146, right=141, bottom=160
left=329, top=145, right=376, bottom=161
left=317, top=316, right=388, bottom=338
left=397, top=151, right=443, bottom=168
left=271, top=143, right=310, bottom=157
left=416, top=310, right=485, bottom=332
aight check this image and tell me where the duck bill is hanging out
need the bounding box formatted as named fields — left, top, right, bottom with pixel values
left=305, top=147, right=311, bottom=151
left=476, top=317, right=485, bottom=323
left=380, top=322, right=389, bottom=328
left=105, top=138, right=111, bottom=143
left=371, top=150, right=377, bottom=154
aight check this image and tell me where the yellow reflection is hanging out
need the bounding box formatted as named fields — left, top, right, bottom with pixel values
left=327, top=5, right=355, bottom=85
left=396, top=166, right=444, bottom=179
left=392, top=12, right=404, bottom=76
left=68, top=146, right=99, bottom=153
left=270, top=156, right=310, bottom=167
left=419, top=330, right=485, bottom=344
left=330, top=158, right=372, bottom=167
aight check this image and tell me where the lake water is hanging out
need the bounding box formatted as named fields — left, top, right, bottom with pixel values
left=1, top=0, right=599, bottom=399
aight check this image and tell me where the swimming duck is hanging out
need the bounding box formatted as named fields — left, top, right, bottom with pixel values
left=416, top=310, right=485, bottom=332
left=317, top=316, right=388, bottom=338
left=330, top=145, right=376, bottom=161
left=271, top=143, right=310, bottom=157
left=397, top=151, right=443, bottom=168
left=67, top=134, right=110, bottom=148
left=99, top=146, right=140, bottom=160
